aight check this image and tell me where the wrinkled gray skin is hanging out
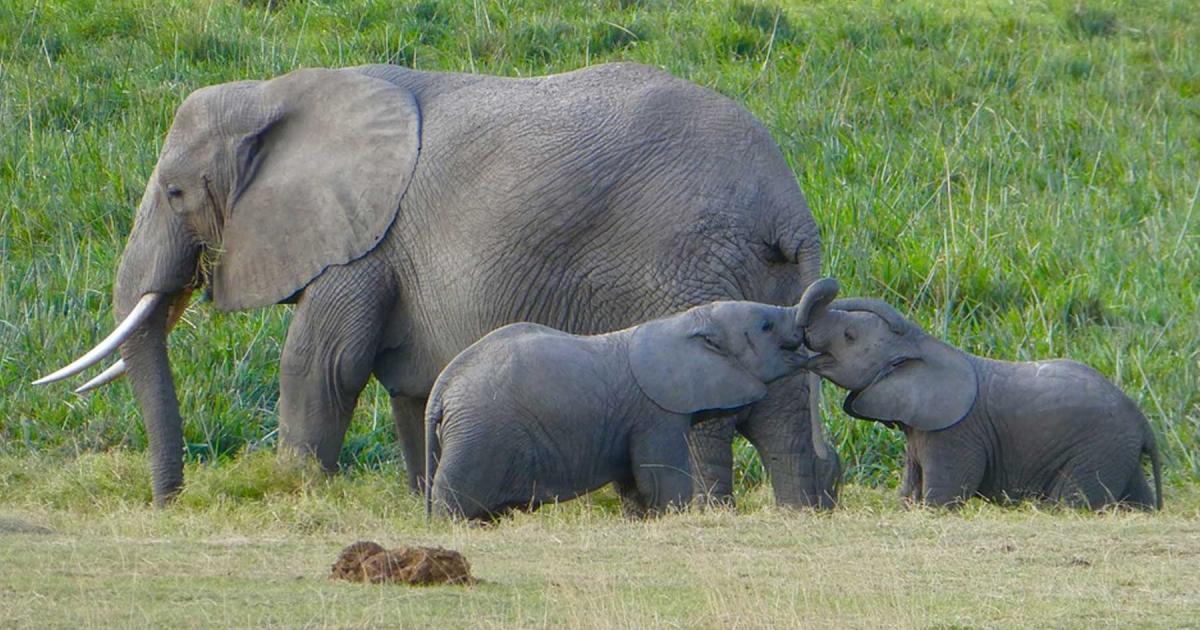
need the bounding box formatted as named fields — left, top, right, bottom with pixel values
left=795, top=279, right=1162, bottom=510
left=76, top=63, right=839, bottom=506
left=426, top=301, right=807, bottom=520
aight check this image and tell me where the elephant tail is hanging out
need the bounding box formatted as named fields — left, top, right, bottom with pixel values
left=1145, top=428, right=1163, bottom=511
left=424, top=388, right=445, bottom=522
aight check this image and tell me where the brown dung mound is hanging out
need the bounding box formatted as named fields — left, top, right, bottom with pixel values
left=330, top=541, right=473, bottom=586
left=363, top=547, right=474, bottom=585
left=330, top=541, right=387, bottom=581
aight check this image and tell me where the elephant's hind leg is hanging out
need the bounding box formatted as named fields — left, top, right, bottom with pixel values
left=1049, top=451, right=1140, bottom=510
left=277, top=264, right=396, bottom=471
left=1121, top=468, right=1156, bottom=510
left=389, top=395, right=428, bottom=493
left=431, top=435, right=527, bottom=521
left=1048, top=463, right=1118, bottom=510
left=1047, top=471, right=1099, bottom=510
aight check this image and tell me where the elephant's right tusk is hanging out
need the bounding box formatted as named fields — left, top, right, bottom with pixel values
left=808, top=371, right=828, bottom=460
left=33, top=292, right=163, bottom=385
left=73, top=359, right=127, bottom=394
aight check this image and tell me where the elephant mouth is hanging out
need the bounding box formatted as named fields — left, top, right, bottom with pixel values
left=194, top=247, right=218, bottom=299
left=842, top=356, right=909, bottom=418
left=783, top=351, right=809, bottom=368
left=795, top=351, right=831, bottom=371
left=863, top=356, right=908, bottom=387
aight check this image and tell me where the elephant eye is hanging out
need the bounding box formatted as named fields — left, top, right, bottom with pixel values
left=760, top=319, right=773, bottom=332
left=844, top=327, right=857, bottom=343
left=694, top=333, right=723, bottom=353
left=166, top=184, right=183, bottom=199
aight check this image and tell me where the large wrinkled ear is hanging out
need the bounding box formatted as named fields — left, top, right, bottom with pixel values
left=630, top=310, right=768, bottom=414
left=844, top=337, right=978, bottom=431
left=212, top=68, right=420, bottom=310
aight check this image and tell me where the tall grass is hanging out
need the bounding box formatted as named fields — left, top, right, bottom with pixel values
left=2, top=0, right=1197, bottom=488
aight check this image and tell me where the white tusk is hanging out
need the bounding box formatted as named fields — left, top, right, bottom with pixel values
left=74, top=359, right=127, bottom=394
left=33, top=293, right=163, bottom=385
left=809, top=371, right=828, bottom=460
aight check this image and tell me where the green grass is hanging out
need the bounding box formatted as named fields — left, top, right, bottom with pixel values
left=2, top=0, right=1198, bottom=492
left=1, top=451, right=1198, bottom=627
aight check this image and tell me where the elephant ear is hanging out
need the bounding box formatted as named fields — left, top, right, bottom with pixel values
left=844, top=336, right=978, bottom=431
left=212, top=68, right=420, bottom=311
left=630, top=309, right=768, bottom=415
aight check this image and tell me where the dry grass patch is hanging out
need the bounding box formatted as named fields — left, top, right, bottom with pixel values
left=1, top=455, right=1196, bottom=628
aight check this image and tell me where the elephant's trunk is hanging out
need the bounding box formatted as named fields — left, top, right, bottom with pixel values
left=793, top=277, right=839, bottom=469
left=35, top=184, right=199, bottom=504
left=110, top=188, right=202, bottom=505
left=117, top=293, right=189, bottom=505
left=795, top=278, right=840, bottom=329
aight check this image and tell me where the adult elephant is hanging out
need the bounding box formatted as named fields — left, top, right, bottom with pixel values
left=37, top=63, right=838, bottom=508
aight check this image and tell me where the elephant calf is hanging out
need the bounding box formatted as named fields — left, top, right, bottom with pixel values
left=424, top=301, right=807, bottom=520
left=794, top=279, right=1162, bottom=510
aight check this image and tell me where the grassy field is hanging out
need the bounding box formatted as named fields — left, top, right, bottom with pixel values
left=1, top=0, right=1198, bottom=625
left=1, top=451, right=1199, bottom=627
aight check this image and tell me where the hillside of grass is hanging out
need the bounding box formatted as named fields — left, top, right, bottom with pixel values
left=2, top=0, right=1197, bottom=492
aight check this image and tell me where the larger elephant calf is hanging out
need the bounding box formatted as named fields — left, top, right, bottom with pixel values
left=425, top=300, right=810, bottom=521
left=36, top=63, right=838, bottom=508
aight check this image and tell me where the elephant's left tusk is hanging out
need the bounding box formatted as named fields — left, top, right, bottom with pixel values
left=33, top=292, right=163, bottom=385
left=74, top=359, right=127, bottom=394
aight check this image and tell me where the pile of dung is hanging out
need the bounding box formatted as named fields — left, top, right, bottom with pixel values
left=330, top=541, right=387, bottom=581
left=330, top=540, right=473, bottom=586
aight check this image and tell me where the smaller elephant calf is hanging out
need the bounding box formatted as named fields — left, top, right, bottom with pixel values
left=795, top=278, right=1162, bottom=510
left=424, top=301, right=808, bottom=520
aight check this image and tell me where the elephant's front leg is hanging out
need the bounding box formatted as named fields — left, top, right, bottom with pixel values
left=277, top=265, right=395, bottom=470
left=918, top=446, right=985, bottom=508
left=740, top=372, right=840, bottom=509
left=899, top=454, right=923, bottom=504
left=632, top=416, right=695, bottom=514
left=613, top=478, right=649, bottom=519
left=686, top=412, right=738, bottom=507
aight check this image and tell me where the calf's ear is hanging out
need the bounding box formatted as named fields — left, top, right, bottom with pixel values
left=630, top=310, right=767, bottom=415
